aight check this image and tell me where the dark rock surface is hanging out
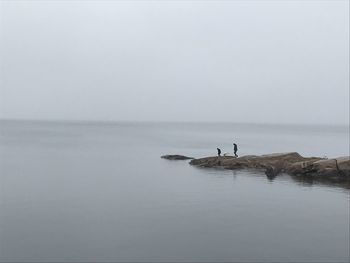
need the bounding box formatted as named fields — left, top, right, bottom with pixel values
left=189, top=152, right=350, bottom=185
left=161, top=155, right=194, bottom=160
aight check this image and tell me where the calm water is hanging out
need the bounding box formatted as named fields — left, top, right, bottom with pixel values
left=0, top=121, right=349, bottom=262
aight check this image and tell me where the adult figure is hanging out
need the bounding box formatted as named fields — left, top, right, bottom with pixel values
left=217, top=148, right=221, bottom=157
left=233, top=143, right=238, bottom=157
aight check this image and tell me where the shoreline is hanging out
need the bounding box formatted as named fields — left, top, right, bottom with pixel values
left=162, top=153, right=350, bottom=188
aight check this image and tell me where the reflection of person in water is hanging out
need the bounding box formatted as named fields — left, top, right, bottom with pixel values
left=233, top=143, right=238, bottom=157
left=217, top=148, right=221, bottom=157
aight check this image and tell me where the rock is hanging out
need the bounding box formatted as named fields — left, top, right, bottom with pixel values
left=161, top=155, right=194, bottom=160
left=313, top=157, right=350, bottom=177
left=336, top=156, right=350, bottom=169
left=189, top=156, right=235, bottom=167
left=190, top=152, right=320, bottom=171
left=189, top=152, right=349, bottom=184
left=285, top=160, right=317, bottom=175
left=160, top=152, right=349, bottom=187
left=286, top=157, right=350, bottom=179
left=265, top=164, right=283, bottom=178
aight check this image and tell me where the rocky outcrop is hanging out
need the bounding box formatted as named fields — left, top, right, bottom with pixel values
left=190, top=152, right=318, bottom=169
left=189, top=152, right=350, bottom=184
left=161, top=155, right=194, bottom=160
left=286, top=156, right=350, bottom=178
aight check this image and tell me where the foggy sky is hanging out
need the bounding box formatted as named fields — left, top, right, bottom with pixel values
left=0, top=1, right=349, bottom=125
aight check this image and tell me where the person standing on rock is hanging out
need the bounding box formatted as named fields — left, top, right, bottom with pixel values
left=217, top=148, right=221, bottom=157
left=233, top=143, right=238, bottom=157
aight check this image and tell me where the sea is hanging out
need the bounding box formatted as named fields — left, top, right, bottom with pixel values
left=0, top=120, right=349, bottom=262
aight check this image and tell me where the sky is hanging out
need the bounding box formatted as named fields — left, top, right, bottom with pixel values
left=0, top=0, right=349, bottom=125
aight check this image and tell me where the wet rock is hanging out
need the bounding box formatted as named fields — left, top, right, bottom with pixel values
left=286, top=157, right=350, bottom=179
left=189, top=152, right=349, bottom=183
left=161, top=155, right=194, bottom=160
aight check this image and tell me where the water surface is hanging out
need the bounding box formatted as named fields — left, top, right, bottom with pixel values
left=0, top=121, right=349, bottom=262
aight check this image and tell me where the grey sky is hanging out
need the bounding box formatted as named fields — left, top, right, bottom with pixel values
left=0, top=0, right=348, bottom=125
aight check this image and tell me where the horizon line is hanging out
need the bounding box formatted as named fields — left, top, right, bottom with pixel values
left=0, top=118, right=349, bottom=127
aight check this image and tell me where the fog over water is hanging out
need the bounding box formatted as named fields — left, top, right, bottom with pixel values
left=0, top=121, right=349, bottom=262
left=0, top=1, right=349, bottom=262
left=0, top=1, right=349, bottom=124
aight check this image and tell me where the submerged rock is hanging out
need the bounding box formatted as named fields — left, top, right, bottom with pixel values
left=161, top=155, right=194, bottom=160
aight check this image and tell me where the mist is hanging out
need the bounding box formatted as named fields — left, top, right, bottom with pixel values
left=0, top=1, right=348, bottom=125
